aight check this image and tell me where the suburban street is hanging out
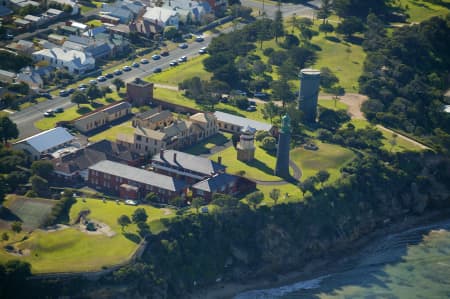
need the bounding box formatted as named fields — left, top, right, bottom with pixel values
left=8, top=0, right=322, bottom=139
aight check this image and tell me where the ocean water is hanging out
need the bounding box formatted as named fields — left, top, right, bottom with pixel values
left=235, top=219, right=450, bottom=299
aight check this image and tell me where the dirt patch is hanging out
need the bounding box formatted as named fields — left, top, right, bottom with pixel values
left=321, top=93, right=368, bottom=119
left=161, top=208, right=172, bottom=216
left=77, top=220, right=116, bottom=237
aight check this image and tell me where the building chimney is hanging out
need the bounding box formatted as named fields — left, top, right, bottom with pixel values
left=173, top=152, right=177, bottom=163
left=218, top=156, right=222, bottom=165
left=160, top=149, right=164, bottom=159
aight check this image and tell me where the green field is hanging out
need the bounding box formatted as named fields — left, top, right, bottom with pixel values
left=210, top=143, right=292, bottom=182
left=290, top=141, right=356, bottom=182
left=146, top=55, right=211, bottom=85
left=89, top=120, right=135, bottom=142
left=318, top=98, right=348, bottom=111
left=184, top=132, right=232, bottom=155
left=0, top=197, right=175, bottom=273
left=400, top=0, right=450, bottom=22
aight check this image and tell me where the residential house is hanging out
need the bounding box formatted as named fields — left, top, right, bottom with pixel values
left=88, top=160, right=187, bottom=201
left=0, top=69, right=16, bottom=83
left=24, top=14, right=44, bottom=27
left=63, top=35, right=112, bottom=59
left=162, top=0, right=211, bottom=23
left=32, top=47, right=95, bottom=74
left=13, top=127, right=74, bottom=160
left=9, top=0, right=40, bottom=9
left=142, top=7, right=179, bottom=31
left=48, top=33, right=67, bottom=45
left=16, top=66, right=43, bottom=90
left=101, top=0, right=144, bottom=24
left=6, top=39, right=35, bottom=55
left=49, top=0, right=79, bottom=15
left=52, top=139, right=141, bottom=181
left=214, top=111, right=276, bottom=135
left=73, top=101, right=131, bottom=133
left=14, top=18, right=31, bottom=30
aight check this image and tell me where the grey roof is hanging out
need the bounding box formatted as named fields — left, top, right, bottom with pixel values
left=103, top=101, right=131, bottom=115
left=89, top=160, right=186, bottom=192
left=0, top=69, right=16, bottom=78
left=16, top=127, right=74, bottom=153
left=192, top=173, right=238, bottom=193
left=214, top=111, right=273, bottom=132
left=152, top=150, right=226, bottom=176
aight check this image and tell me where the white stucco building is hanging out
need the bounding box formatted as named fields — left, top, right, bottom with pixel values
left=32, top=47, right=95, bottom=74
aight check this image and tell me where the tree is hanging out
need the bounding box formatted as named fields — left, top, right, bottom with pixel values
left=261, top=136, right=277, bottom=152
left=316, top=170, right=330, bottom=186
left=247, top=191, right=264, bottom=209
left=336, top=17, right=365, bottom=37
left=117, top=215, right=131, bottom=232
left=273, top=1, right=284, bottom=43
left=164, top=26, right=181, bottom=41
left=169, top=196, right=184, bottom=208
left=390, top=133, right=398, bottom=152
left=0, top=117, right=18, bottom=144
left=298, top=177, right=316, bottom=196
left=269, top=188, right=280, bottom=205
left=86, top=84, right=102, bottom=102
left=137, top=221, right=151, bottom=238
left=320, top=67, right=339, bottom=89
left=29, top=175, right=48, bottom=197
left=31, top=160, right=54, bottom=180
left=270, top=80, right=294, bottom=107
left=112, top=78, right=125, bottom=92
left=255, top=130, right=270, bottom=142
left=191, top=197, right=204, bottom=213
left=71, top=91, right=88, bottom=108
left=2, top=232, right=9, bottom=242
left=317, top=0, right=333, bottom=23
left=132, top=208, right=148, bottom=224
left=261, top=101, right=279, bottom=124
left=144, top=192, right=158, bottom=203
left=11, top=221, right=22, bottom=234
left=319, top=22, right=334, bottom=35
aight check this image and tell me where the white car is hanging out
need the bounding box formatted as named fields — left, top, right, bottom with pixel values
left=124, top=199, right=138, bottom=206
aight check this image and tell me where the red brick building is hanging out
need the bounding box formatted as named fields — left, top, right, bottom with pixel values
left=126, top=77, right=154, bottom=106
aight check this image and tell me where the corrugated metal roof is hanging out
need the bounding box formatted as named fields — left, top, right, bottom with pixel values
left=152, top=150, right=226, bottom=176
left=214, top=111, right=273, bottom=132
left=16, top=127, right=74, bottom=153
left=89, top=160, right=186, bottom=192
left=192, top=173, right=237, bottom=192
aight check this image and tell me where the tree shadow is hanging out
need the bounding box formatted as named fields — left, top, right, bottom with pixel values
left=344, top=36, right=363, bottom=45
left=325, top=36, right=341, bottom=43
left=309, top=44, right=322, bottom=51
left=91, top=102, right=104, bottom=109
left=0, top=207, right=21, bottom=222
left=76, top=107, right=92, bottom=114
left=123, top=232, right=141, bottom=244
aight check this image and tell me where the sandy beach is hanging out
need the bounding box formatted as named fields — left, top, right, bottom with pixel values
left=188, top=210, right=450, bottom=299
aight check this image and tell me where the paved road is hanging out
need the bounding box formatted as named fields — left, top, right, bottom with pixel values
left=9, top=34, right=214, bottom=139
left=241, top=0, right=321, bottom=19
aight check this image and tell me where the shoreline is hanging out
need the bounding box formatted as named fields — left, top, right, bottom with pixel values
left=189, top=209, right=450, bottom=299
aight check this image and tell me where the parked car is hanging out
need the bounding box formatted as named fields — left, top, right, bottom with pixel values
left=39, top=92, right=52, bottom=99
left=140, top=58, right=149, bottom=64
left=153, top=67, right=162, bottom=73
left=59, top=90, right=69, bottom=97
left=132, top=62, right=139, bottom=68
left=198, top=47, right=207, bottom=54
left=178, top=43, right=188, bottom=49
left=161, top=50, right=169, bottom=56
left=79, top=83, right=88, bottom=89
left=249, top=100, right=256, bottom=106
left=253, top=92, right=268, bottom=99
left=178, top=55, right=187, bottom=63
left=122, top=66, right=131, bottom=72
left=246, top=105, right=257, bottom=112
left=44, top=109, right=54, bottom=117
left=125, top=200, right=138, bottom=206
left=195, top=36, right=204, bottom=42
left=89, top=79, right=97, bottom=85
left=169, top=61, right=178, bottom=66
left=114, top=69, right=123, bottom=75
left=105, top=73, right=114, bottom=79
left=151, top=54, right=160, bottom=60
left=55, top=107, right=64, bottom=113
left=97, top=76, right=107, bottom=82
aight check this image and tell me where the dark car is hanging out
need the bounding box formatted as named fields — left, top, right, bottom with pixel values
left=153, top=67, right=162, bottom=73
left=140, top=58, right=149, bottom=64
left=253, top=92, right=268, bottom=99
left=39, top=92, right=52, bottom=99
left=132, top=62, right=139, bottom=68
left=151, top=54, right=161, bottom=60
left=161, top=51, right=169, bottom=56
left=178, top=43, right=188, bottom=49
left=55, top=107, right=64, bottom=113
left=114, top=69, right=123, bottom=75
left=169, top=61, right=178, bottom=66
left=59, top=90, right=69, bottom=97
left=105, top=73, right=114, bottom=79
left=195, top=36, right=204, bottom=42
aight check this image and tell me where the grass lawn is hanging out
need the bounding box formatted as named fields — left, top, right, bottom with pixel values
left=145, top=55, right=211, bottom=85
left=256, top=183, right=302, bottom=205
left=184, top=132, right=232, bottom=155
left=89, top=121, right=135, bottom=142
left=318, top=98, right=348, bottom=111
left=210, top=143, right=292, bottom=181
left=0, top=198, right=175, bottom=273
left=290, top=141, right=356, bottom=182
left=400, top=0, right=450, bottom=22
